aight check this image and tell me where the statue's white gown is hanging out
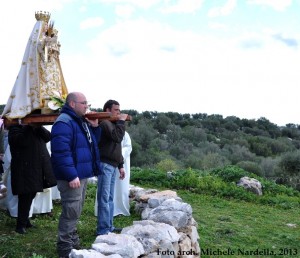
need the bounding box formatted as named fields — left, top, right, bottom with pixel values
left=1, top=15, right=67, bottom=119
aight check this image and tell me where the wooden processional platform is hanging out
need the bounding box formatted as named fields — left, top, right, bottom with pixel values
left=2, top=112, right=132, bottom=128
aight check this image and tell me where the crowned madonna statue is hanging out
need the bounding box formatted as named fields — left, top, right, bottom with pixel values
left=1, top=11, right=68, bottom=119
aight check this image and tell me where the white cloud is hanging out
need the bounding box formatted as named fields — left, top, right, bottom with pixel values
left=65, top=18, right=300, bottom=126
left=247, top=0, right=292, bottom=11
left=80, top=17, right=104, bottom=30
left=208, top=22, right=228, bottom=31
left=160, top=0, right=204, bottom=14
left=79, top=5, right=87, bottom=12
left=91, top=19, right=298, bottom=125
left=87, top=19, right=177, bottom=55
left=208, top=0, right=237, bottom=17
left=98, top=0, right=160, bottom=9
left=115, top=4, right=135, bottom=19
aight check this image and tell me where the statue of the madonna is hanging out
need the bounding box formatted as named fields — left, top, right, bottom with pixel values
left=1, top=11, right=68, bottom=119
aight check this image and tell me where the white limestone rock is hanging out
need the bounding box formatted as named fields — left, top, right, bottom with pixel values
left=93, top=233, right=144, bottom=258
left=237, top=176, right=263, bottom=195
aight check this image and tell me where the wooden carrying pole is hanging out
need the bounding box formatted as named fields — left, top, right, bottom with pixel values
left=3, top=112, right=132, bottom=128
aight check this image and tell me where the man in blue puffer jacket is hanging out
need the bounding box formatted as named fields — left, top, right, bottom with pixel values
left=51, top=92, right=101, bottom=258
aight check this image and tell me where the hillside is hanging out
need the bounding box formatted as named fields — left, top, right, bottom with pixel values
left=1, top=105, right=300, bottom=190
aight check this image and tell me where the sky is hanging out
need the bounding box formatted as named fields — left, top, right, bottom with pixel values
left=0, top=0, right=299, bottom=126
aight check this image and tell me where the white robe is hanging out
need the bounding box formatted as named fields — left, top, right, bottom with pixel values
left=94, top=131, right=132, bottom=216
left=51, top=185, right=61, bottom=201
left=113, top=131, right=132, bottom=216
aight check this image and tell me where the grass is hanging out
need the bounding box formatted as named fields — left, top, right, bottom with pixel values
left=0, top=184, right=140, bottom=258
left=0, top=183, right=299, bottom=258
left=179, top=190, right=300, bottom=258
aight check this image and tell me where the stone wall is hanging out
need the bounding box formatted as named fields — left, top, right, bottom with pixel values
left=70, top=186, right=200, bottom=258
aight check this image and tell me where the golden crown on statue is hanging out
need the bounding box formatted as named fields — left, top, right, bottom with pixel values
left=35, top=11, right=51, bottom=22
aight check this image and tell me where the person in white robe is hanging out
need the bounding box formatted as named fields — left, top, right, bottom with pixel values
left=94, top=131, right=132, bottom=216
left=1, top=11, right=68, bottom=119
left=113, top=131, right=132, bottom=216
left=51, top=185, right=61, bottom=201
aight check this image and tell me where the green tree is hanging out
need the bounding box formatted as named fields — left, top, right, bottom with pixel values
left=153, top=113, right=171, bottom=134
left=222, top=144, right=256, bottom=164
left=127, top=119, right=157, bottom=150
left=260, top=157, right=279, bottom=178
left=166, top=124, right=181, bottom=144
left=236, top=160, right=263, bottom=176
left=278, top=151, right=300, bottom=176
left=181, top=126, right=207, bottom=145
left=201, top=152, right=230, bottom=170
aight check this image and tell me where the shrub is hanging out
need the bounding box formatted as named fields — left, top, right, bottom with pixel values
left=130, top=167, right=300, bottom=209
left=236, top=161, right=263, bottom=176
left=155, top=158, right=179, bottom=172
left=169, top=169, right=201, bottom=190
left=260, top=157, right=279, bottom=177
left=201, top=152, right=230, bottom=170
left=258, top=195, right=300, bottom=209
left=131, top=167, right=169, bottom=187
left=210, top=165, right=252, bottom=182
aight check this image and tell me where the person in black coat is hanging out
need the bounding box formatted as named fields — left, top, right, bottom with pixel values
left=8, top=124, right=56, bottom=234
left=0, top=154, right=4, bottom=180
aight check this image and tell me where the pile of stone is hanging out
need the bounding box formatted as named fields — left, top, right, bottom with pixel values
left=70, top=186, right=200, bottom=258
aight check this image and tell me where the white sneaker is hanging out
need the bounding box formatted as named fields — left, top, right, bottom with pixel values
left=0, top=184, right=7, bottom=193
